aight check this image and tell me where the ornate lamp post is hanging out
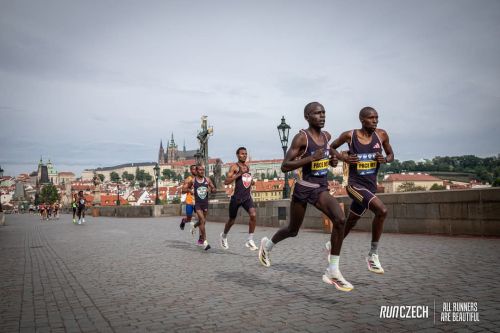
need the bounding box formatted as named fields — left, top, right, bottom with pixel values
left=154, top=163, right=161, bottom=205
left=277, top=116, right=291, bottom=199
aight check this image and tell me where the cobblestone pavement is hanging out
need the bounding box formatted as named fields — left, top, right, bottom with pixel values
left=1, top=214, right=499, bottom=332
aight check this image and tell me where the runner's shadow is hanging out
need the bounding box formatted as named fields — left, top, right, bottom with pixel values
left=164, top=240, right=239, bottom=255
left=271, top=262, right=322, bottom=279
left=270, top=263, right=370, bottom=287
left=216, top=271, right=339, bottom=305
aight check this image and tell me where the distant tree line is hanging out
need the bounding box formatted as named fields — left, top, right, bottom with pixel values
left=380, top=155, right=500, bottom=185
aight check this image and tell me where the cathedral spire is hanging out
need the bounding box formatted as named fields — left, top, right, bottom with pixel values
left=158, top=139, right=165, bottom=164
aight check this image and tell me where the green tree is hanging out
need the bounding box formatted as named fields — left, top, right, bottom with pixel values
left=39, top=184, right=60, bottom=204
left=139, top=181, right=146, bottom=188
left=122, top=171, right=134, bottom=182
left=110, top=171, right=120, bottom=182
left=430, top=183, right=446, bottom=191
left=397, top=181, right=426, bottom=192
left=135, top=168, right=152, bottom=182
left=162, top=169, right=176, bottom=180
left=492, top=178, right=500, bottom=187
left=171, top=197, right=181, bottom=204
left=97, top=174, right=105, bottom=182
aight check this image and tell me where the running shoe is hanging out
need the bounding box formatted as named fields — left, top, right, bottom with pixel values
left=203, top=240, right=211, bottom=251
left=78, top=219, right=82, bottom=225
left=72, top=218, right=76, bottom=224
left=258, top=237, right=271, bottom=267
left=82, top=218, right=85, bottom=223
left=245, top=239, right=258, bottom=251
left=366, top=253, right=385, bottom=274
left=322, top=268, right=354, bottom=292
left=180, top=218, right=186, bottom=230
left=220, top=233, right=228, bottom=249
left=197, top=239, right=204, bottom=246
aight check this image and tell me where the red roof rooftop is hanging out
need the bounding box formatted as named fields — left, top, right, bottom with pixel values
left=383, top=173, right=442, bottom=182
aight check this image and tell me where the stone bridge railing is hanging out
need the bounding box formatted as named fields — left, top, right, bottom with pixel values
left=92, top=188, right=500, bottom=237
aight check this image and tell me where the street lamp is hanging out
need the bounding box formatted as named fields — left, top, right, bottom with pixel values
left=116, top=184, right=120, bottom=206
left=277, top=116, right=291, bottom=199
left=154, top=163, right=161, bottom=205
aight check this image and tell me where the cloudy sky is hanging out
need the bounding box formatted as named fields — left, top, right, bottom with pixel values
left=1, top=0, right=499, bottom=176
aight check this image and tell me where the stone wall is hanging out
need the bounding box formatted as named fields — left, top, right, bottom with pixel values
left=97, top=204, right=181, bottom=218
left=94, top=188, right=500, bottom=236
left=206, top=188, right=500, bottom=237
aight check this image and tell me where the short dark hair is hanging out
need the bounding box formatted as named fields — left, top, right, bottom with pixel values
left=189, top=164, right=196, bottom=169
left=236, top=147, right=247, bottom=154
left=359, top=106, right=377, bottom=119
left=304, top=102, right=324, bottom=117
left=196, top=164, right=205, bottom=170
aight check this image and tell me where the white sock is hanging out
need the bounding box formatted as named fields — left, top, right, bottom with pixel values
left=328, top=255, right=340, bottom=272
left=265, top=239, right=274, bottom=251
left=221, top=233, right=227, bottom=239
left=248, top=233, right=254, bottom=241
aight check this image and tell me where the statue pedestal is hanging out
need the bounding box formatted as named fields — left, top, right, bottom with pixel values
left=210, top=187, right=230, bottom=203
left=93, top=190, right=101, bottom=206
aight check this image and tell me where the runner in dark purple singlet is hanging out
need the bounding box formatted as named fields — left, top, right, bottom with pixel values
left=258, top=102, right=353, bottom=292
left=193, top=164, right=216, bottom=251
left=329, top=106, right=394, bottom=274
left=220, top=147, right=258, bottom=251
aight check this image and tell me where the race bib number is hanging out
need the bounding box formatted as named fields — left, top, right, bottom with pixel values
left=242, top=173, right=252, bottom=188
left=311, top=159, right=329, bottom=176
left=196, top=186, right=208, bottom=199
left=311, top=150, right=330, bottom=177
left=356, top=153, right=377, bottom=175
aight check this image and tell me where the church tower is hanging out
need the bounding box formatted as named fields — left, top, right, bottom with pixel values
left=158, top=140, right=165, bottom=164
left=166, top=133, right=178, bottom=163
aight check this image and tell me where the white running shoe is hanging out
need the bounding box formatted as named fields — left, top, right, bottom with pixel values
left=366, top=253, right=385, bottom=274
left=82, top=218, right=85, bottom=223
left=203, top=240, right=211, bottom=251
left=258, top=237, right=271, bottom=267
left=245, top=239, right=258, bottom=251
left=220, top=233, right=228, bottom=250
left=322, top=268, right=354, bottom=292
left=78, top=219, right=82, bottom=225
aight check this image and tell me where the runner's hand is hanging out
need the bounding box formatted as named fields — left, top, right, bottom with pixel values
left=311, top=148, right=326, bottom=161
left=345, top=153, right=359, bottom=164
left=375, top=152, right=387, bottom=164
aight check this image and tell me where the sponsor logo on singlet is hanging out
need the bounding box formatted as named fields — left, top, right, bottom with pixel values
left=242, top=173, right=252, bottom=188
left=356, top=153, right=377, bottom=175
left=196, top=186, right=208, bottom=199
left=311, top=150, right=329, bottom=176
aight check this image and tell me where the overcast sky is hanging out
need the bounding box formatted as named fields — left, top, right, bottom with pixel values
left=1, top=0, right=499, bottom=177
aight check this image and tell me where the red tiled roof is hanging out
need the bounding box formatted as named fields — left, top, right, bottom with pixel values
left=223, top=159, right=283, bottom=167
left=100, top=195, right=127, bottom=206
left=252, top=179, right=294, bottom=192
left=383, top=174, right=442, bottom=182
left=169, top=159, right=219, bottom=167
left=59, top=172, right=75, bottom=176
